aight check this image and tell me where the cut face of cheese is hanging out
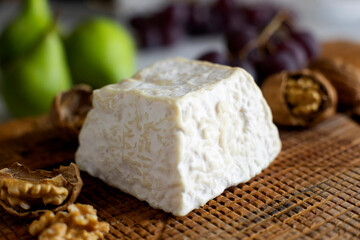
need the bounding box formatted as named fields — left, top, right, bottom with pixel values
left=75, top=58, right=281, bottom=216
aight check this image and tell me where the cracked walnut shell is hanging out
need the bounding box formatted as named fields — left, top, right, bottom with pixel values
left=309, top=58, right=360, bottom=111
left=0, top=163, right=83, bottom=218
left=50, top=84, right=93, bottom=139
left=261, top=70, right=337, bottom=127
left=321, top=41, right=360, bottom=71
left=29, top=203, right=110, bottom=240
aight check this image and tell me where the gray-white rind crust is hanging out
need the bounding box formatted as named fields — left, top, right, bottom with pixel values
left=75, top=58, right=281, bottom=216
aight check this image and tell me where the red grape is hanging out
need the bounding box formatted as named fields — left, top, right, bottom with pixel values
left=198, top=51, right=228, bottom=65
left=136, top=24, right=162, bottom=48
left=221, top=8, right=247, bottom=32
left=212, top=0, right=236, bottom=14
left=225, top=27, right=258, bottom=55
left=242, top=3, right=278, bottom=28
left=291, top=31, right=319, bottom=59
left=155, top=3, right=189, bottom=26
left=211, top=0, right=238, bottom=31
left=130, top=16, right=150, bottom=30
left=257, top=50, right=298, bottom=80
left=276, top=39, right=307, bottom=69
left=131, top=4, right=188, bottom=48
left=186, top=3, right=214, bottom=35
left=247, top=47, right=265, bottom=65
left=160, top=22, right=184, bottom=46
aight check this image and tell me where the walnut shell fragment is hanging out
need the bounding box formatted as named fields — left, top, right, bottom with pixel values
left=0, top=163, right=83, bottom=218
left=29, top=203, right=110, bottom=240
left=50, top=84, right=93, bottom=139
left=352, top=105, right=360, bottom=123
left=261, top=70, right=337, bottom=127
left=309, top=58, right=360, bottom=111
left=322, top=41, right=360, bottom=70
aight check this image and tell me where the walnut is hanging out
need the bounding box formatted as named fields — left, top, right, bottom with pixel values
left=0, top=163, right=83, bottom=218
left=29, top=203, right=110, bottom=240
left=310, top=58, right=360, bottom=111
left=0, top=174, right=68, bottom=210
left=50, top=84, right=93, bottom=139
left=285, top=77, right=322, bottom=116
left=261, top=70, right=337, bottom=127
left=321, top=41, right=360, bottom=70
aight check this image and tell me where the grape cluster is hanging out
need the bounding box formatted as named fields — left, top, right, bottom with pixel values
left=197, top=2, right=319, bottom=85
left=129, top=0, right=319, bottom=85
left=224, top=29, right=318, bottom=84
left=130, top=3, right=188, bottom=48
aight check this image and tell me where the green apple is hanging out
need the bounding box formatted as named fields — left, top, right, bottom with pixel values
left=65, top=17, right=136, bottom=89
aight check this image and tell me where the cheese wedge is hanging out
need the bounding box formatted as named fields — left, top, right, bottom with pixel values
left=75, top=58, right=281, bottom=216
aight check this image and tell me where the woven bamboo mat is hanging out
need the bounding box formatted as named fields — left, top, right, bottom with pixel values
left=0, top=114, right=360, bottom=240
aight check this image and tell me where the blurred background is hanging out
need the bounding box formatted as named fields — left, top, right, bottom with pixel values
left=0, top=0, right=360, bottom=123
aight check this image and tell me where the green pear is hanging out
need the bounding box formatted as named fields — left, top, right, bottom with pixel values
left=65, top=18, right=136, bottom=89
left=1, top=28, right=72, bottom=117
left=0, top=0, right=52, bottom=64
left=0, top=0, right=72, bottom=117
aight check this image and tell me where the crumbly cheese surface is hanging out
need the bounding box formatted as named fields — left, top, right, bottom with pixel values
left=75, top=58, right=281, bottom=216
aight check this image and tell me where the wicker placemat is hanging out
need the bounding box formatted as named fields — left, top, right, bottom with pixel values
left=0, top=114, right=360, bottom=240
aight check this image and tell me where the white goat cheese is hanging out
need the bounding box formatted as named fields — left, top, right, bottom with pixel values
left=75, top=58, right=281, bottom=216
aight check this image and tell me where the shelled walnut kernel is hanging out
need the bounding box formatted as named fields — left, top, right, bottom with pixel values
left=285, top=77, right=323, bottom=117
left=29, top=203, right=110, bottom=240
left=0, top=174, right=69, bottom=210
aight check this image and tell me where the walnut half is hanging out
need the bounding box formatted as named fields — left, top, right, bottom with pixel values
left=261, top=70, right=337, bottom=127
left=50, top=84, right=93, bottom=139
left=0, top=163, right=83, bottom=218
left=29, top=203, right=110, bottom=240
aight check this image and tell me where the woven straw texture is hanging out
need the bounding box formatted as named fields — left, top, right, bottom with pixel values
left=0, top=114, right=360, bottom=240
